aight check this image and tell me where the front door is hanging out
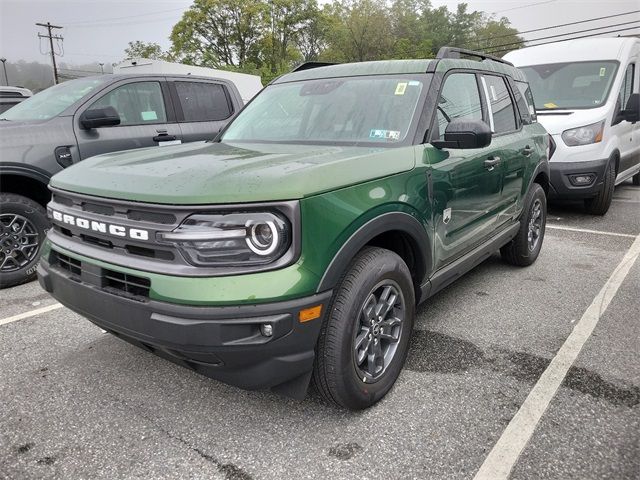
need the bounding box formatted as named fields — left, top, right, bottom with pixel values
left=74, top=79, right=182, bottom=160
left=427, top=72, right=505, bottom=270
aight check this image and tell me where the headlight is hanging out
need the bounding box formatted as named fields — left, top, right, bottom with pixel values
left=561, top=121, right=604, bottom=146
left=158, top=212, right=290, bottom=266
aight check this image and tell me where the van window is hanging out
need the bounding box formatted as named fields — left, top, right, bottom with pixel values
left=520, top=61, right=618, bottom=110
left=174, top=82, right=232, bottom=122
left=434, top=73, right=483, bottom=140
left=482, top=75, right=517, bottom=134
left=618, top=64, right=635, bottom=110
left=90, top=82, right=167, bottom=126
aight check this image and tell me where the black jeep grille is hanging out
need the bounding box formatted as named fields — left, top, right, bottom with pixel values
left=51, top=251, right=150, bottom=301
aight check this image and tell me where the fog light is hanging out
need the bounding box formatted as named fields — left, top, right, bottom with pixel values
left=261, top=324, right=273, bottom=337
left=569, top=173, right=595, bottom=186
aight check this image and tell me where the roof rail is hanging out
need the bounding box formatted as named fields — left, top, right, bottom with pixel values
left=436, top=47, right=514, bottom=66
left=291, top=61, right=338, bottom=72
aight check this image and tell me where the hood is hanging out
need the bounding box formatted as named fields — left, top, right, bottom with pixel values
left=535, top=105, right=609, bottom=135
left=50, top=141, right=415, bottom=204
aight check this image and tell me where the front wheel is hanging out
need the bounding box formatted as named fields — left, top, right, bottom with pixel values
left=584, top=160, right=615, bottom=215
left=313, top=247, right=415, bottom=410
left=501, top=183, right=547, bottom=267
left=0, top=193, right=49, bottom=289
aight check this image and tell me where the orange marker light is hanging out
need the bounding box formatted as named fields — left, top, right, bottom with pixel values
left=299, top=305, right=322, bottom=323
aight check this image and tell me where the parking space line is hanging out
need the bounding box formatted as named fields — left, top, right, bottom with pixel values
left=474, top=233, right=640, bottom=480
left=546, top=224, right=637, bottom=239
left=612, top=199, right=640, bottom=204
left=0, top=303, right=63, bottom=327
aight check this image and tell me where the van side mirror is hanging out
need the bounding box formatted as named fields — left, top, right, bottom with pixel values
left=80, top=106, right=121, bottom=129
left=621, top=93, right=639, bottom=124
left=431, top=119, right=492, bottom=149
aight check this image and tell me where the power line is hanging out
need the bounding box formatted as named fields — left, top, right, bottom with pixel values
left=481, top=19, right=640, bottom=53
left=36, top=22, right=63, bottom=85
left=471, top=10, right=640, bottom=46
left=64, top=6, right=187, bottom=26
left=493, top=0, right=557, bottom=14
left=486, top=26, right=640, bottom=56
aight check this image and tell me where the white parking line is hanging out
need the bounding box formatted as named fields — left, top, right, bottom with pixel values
left=547, top=224, right=637, bottom=239
left=612, top=199, right=640, bottom=204
left=474, top=233, right=640, bottom=480
left=0, top=303, right=63, bottom=327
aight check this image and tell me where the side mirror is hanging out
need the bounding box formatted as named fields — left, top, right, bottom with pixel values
left=431, top=119, right=492, bottom=149
left=621, top=93, right=639, bottom=124
left=80, top=106, right=121, bottom=129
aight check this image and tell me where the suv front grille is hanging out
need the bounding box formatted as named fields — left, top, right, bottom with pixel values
left=51, top=251, right=150, bottom=301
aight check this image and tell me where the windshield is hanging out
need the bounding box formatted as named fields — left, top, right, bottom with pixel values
left=0, top=77, right=109, bottom=121
left=221, top=75, right=427, bottom=146
left=520, top=61, right=618, bottom=110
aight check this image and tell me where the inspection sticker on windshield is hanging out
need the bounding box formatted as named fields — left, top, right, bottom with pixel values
left=599, top=67, right=606, bottom=77
left=395, top=82, right=408, bottom=95
left=141, top=111, right=158, bottom=121
left=370, top=129, right=400, bottom=141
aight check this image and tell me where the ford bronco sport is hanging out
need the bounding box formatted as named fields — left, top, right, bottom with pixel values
left=38, top=48, right=550, bottom=410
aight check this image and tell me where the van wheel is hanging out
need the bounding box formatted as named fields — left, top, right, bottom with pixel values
left=0, top=193, right=49, bottom=289
left=633, top=171, right=640, bottom=186
left=501, top=183, right=546, bottom=267
left=584, top=160, right=615, bottom=215
left=313, top=247, right=415, bottom=410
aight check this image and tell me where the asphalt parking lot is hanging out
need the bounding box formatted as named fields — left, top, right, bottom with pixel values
left=1, top=181, right=638, bottom=480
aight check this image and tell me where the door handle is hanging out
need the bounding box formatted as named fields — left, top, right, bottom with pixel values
left=153, top=134, right=177, bottom=142
left=522, top=145, right=534, bottom=156
left=484, top=156, right=501, bottom=170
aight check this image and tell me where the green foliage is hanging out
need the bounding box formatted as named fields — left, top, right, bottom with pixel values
left=124, top=41, right=172, bottom=61
left=157, top=0, right=523, bottom=82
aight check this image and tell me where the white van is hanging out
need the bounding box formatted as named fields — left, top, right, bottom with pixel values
left=505, top=37, right=640, bottom=214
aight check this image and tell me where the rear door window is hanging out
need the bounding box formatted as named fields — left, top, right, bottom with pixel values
left=618, top=63, right=635, bottom=110
left=90, top=81, right=167, bottom=126
left=481, top=75, right=517, bottom=134
left=174, top=82, right=233, bottom=122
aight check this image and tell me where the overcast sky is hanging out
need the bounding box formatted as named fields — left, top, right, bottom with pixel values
left=0, top=0, right=639, bottom=67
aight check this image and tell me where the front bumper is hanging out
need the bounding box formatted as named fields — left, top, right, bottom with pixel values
left=37, top=252, right=332, bottom=397
left=548, top=157, right=609, bottom=200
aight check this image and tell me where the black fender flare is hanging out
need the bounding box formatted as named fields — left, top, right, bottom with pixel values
left=526, top=159, right=550, bottom=196
left=0, top=163, right=52, bottom=184
left=316, top=211, right=431, bottom=293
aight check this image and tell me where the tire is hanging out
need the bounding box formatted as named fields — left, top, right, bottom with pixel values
left=501, top=183, right=546, bottom=267
left=313, top=247, right=415, bottom=410
left=0, top=193, right=49, bottom=289
left=633, top=171, right=640, bottom=186
left=584, top=160, right=615, bottom=215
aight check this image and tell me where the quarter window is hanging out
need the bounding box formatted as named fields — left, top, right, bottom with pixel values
left=482, top=75, right=517, bottom=134
left=434, top=73, right=483, bottom=140
left=90, top=82, right=166, bottom=126
left=174, top=82, right=232, bottom=122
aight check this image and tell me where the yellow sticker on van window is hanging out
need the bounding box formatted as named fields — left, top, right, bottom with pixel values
left=544, top=102, right=558, bottom=109
left=599, top=67, right=606, bottom=77
left=395, top=82, right=407, bottom=95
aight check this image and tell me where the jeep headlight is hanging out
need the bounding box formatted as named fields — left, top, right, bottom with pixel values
left=561, top=121, right=604, bottom=146
left=158, top=212, right=290, bottom=266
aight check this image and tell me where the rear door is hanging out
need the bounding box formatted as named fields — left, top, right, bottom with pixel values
left=613, top=61, right=639, bottom=179
left=74, top=78, right=181, bottom=160
left=168, top=79, right=236, bottom=143
left=427, top=71, right=505, bottom=270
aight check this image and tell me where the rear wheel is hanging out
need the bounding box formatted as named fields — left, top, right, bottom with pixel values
left=584, top=160, right=615, bottom=215
left=501, top=183, right=546, bottom=267
left=0, top=193, right=49, bottom=289
left=313, top=247, right=415, bottom=410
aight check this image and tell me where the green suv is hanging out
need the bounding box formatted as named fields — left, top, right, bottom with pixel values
left=38, top=48, right=550, bottom=409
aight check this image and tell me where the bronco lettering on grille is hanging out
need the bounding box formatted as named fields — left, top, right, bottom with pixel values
left=50, top=210, right=149, bottom=241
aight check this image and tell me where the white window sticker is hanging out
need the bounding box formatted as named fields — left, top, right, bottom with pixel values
left=599, top=67, right=606, bottom=77
left=490, top=85, right=497, bottom=101
left=141, top=111, right=158, bottom=121
left=395, top=82, right=408, bottom=95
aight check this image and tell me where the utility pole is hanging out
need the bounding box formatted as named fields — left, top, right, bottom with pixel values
left=98, top=62, right=104, bottom=74
left=36, top=22, right=63, bottom=84
left=0, top=58, right=8, bottom=86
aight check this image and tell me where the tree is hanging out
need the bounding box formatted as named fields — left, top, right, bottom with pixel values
left=170, top=0, right=265, bottom=68
left=469, top=16, right=523, bottom=56
left=124, top=41, right=171, bottom=61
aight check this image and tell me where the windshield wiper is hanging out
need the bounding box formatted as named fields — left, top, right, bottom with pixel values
left=0, top=118, right=10, bottom=121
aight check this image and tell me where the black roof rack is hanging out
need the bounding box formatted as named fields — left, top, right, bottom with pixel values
left=436, top=47, right=514, bottom=66
left=291, top=61, right=338, bottom=72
